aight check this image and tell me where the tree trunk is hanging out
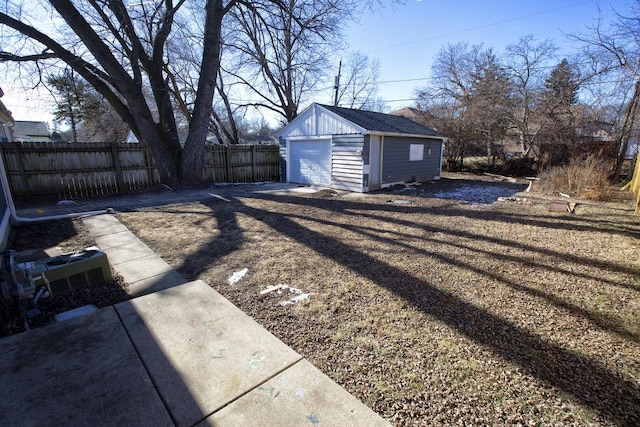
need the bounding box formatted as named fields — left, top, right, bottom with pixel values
left=180, top=0, right=225, bottom=185
left=612, top=79, right=640, bottom=181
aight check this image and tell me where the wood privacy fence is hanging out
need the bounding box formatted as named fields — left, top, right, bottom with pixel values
left=629, top=154, right=640, bottom=215
left=0, top=142, right=281, bottom=202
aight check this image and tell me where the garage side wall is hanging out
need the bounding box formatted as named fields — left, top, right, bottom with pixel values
left=331, top=135, right=364, bottom=192
left=382, top=137, right=442, bottom=185
left=279, top=137, right=287, bottom=182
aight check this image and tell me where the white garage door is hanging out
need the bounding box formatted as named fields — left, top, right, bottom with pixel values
left=289, top=140, right=331, bottom=186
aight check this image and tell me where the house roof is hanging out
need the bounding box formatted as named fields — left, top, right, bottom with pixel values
left=13, top=121, right=50, bottom=140
left=319, top=104, right=442, bottom=137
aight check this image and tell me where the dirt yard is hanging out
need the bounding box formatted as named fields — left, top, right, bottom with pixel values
left=110, top=176, right=640, bottom=424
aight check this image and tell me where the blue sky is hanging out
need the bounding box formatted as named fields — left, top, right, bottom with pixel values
left=1, top=0, right=630, bottom=124
left=339, top=0, right=629, bottom=108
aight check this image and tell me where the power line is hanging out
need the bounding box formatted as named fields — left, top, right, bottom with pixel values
left=378, top=77, right=431, bottom=84
left=367, top=0, right=595, bottom=54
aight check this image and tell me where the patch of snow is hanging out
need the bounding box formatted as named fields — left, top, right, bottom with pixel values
left=260, top=284, right=302, bottom=295
left=280, top=293, right=311, bottom=306
left=261, top=284, right=311, bottom=306
left=227, top=268, right=248, bottom=285
left=397, top=187, right=414, bottom=192
left=209, top=193, right=231, bottom=202
left=288, top=186, right=325, bottom=193
left=428, top=182, right=527, bottom=205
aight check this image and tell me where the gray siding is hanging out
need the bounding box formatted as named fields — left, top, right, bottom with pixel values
left=381, top=136, right=442, bottom=184
left=331, top=135, right=364, bottom=192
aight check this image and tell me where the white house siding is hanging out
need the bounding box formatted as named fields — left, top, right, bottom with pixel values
left=381, top=136, right=442, bottom=185
left=280, top=104, right=364, bottom=138
left=331, top=135, right=365, bottom=192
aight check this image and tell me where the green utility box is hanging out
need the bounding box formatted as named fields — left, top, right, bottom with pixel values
left=30, top=247, right=112, bottom=295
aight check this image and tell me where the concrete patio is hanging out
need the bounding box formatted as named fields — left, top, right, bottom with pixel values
left=0, top=212, right=389, bottom=426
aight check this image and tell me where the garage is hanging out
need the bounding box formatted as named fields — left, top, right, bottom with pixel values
left=277, top=103, right=444, bottom=192
left=288, top=140, right=331, bottom=186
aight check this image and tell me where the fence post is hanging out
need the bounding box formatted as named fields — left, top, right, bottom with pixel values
left=629, top=153, right=640, bottom=215
left=111, top=143, right=125, bottom=192
left=251, top=145, right=257, bottom=181
left=225, top=145, right=233, bottom=182
left=11, top=143, right=31, bottom=202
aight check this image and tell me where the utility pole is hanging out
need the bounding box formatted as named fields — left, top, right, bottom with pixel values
left=333, top=59, right=342, bottom=106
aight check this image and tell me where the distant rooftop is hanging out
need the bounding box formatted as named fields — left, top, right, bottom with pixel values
left=13, top=121, right=50, bottom=141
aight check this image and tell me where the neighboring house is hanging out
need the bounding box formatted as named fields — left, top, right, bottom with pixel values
left=0, top=88, right=14, bottom=143
left=577, top=120, right=614, bottom=144
left=627, top=139, right=640, bottom=160
left=12, top=121, right=51, bottom=142
left=276, top=103, right=444, bottom=192
left=0, top=88, right=14, bottom=250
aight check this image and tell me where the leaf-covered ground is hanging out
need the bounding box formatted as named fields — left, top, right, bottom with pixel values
left=116, top=177, right=638, bottom=425
left=2, top=219, right=129, bottom=336
left=5, top=175, right=638, bottom=424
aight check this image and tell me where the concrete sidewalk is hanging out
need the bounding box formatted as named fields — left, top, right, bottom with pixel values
left=0, top=213, right=389, bottom=426
left=13, top=182, right=334, bottom=219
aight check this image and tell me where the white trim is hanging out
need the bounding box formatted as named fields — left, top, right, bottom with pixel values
left=367, top=131, right=444, bottom=140
left=286, top=135, right=331, bottom=141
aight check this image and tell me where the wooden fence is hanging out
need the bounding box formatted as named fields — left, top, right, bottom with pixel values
left=0, top=142, right=280, bottom=202
left=629, top=154, right=640, bottom=215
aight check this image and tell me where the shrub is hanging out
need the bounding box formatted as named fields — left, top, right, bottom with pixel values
left=536, top=154, right=611, bottom=200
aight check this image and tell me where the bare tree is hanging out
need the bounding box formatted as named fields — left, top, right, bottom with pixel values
left=573, top=1, right=640, bottom=180
left=334, top=52, right=385, bottom=110
left=420, top=43, right=512, bottom=167
left=224, top=0, right=352, bottom=122
left=418, top=90, right=477, bottom=169
left=1, top=0, right=230, bottom=186
left=503, top=35, right=557, bottom=156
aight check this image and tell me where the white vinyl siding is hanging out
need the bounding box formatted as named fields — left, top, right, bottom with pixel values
left=331, top=149, right=363, bottom=191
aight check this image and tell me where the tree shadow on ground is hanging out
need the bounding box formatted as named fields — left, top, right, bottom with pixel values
left=171, top=192, right=639, bottom=425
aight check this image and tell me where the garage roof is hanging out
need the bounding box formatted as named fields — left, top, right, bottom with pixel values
left=277, top=103, right=443, bottom=139
left=320, top=104, right=442, bottom=137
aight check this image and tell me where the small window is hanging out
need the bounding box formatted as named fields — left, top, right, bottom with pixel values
left=410, top=144, right=424, bottom=161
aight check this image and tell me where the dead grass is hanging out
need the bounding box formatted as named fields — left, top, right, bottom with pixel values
left=536, top=155, right=612, bottom=200
left=117, top=179, right=640, bottom=426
